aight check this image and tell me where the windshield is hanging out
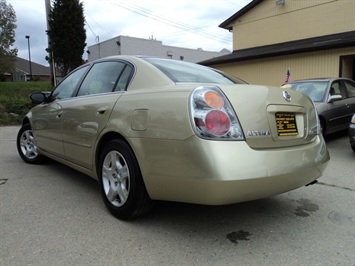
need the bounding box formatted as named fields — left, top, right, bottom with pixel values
left=143, top=58, right=247, bottom=84
left=289, top=81, right=328, bottom=102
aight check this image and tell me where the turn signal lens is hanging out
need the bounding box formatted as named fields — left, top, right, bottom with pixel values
left=204, top=91, right=224, bottom=109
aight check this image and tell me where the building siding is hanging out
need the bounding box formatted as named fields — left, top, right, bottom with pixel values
left=232, top=0, right=355, bottom=50
left=211, top=47, right=355, bottom=86
left=203, top=0, right=355, bottom=85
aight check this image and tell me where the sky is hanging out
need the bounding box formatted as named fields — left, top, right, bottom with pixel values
left=9, top=0, right=252, bottom=66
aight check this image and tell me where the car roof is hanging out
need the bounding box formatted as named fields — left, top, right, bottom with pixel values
left=291, top=77, right=354, bottom=83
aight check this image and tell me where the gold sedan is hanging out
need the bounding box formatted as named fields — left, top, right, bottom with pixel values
left=17, top=56, right=330, bottom=220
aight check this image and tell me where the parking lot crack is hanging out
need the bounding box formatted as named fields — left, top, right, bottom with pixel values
left=0, top=179, right=8, bottom=185
left=317, top=181, right=355, bottom=192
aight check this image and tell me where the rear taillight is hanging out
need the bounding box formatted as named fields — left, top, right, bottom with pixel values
left=308, top=102, right=322, bottom=136
left=190, top=86, right=244, bottom=140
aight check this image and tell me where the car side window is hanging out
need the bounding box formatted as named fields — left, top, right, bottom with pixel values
left=77, top=61, right=126, bottom=96
left=330, top=81, right=348, bottom=99
left=344, top=80, right=355, bottom=98
left=52, top=66, right=89, bottom=100
left=115, top=65, right=133, bottom=91
left=330, top=81, right=341, bottom=96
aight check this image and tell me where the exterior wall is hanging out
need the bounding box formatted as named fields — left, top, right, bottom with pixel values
left=210, top=47, right=355, bottom=87
left=87, top=36, right=230, bottom=63
left=11, top=71, right=26, bottom=82
left=232, top=0, right=355, bottom=50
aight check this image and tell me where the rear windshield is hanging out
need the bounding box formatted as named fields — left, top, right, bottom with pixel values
left=143, top=58, right=247, bottom=84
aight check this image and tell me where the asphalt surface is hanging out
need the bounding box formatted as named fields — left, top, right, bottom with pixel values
left=1, top=126, right=354, bottom=266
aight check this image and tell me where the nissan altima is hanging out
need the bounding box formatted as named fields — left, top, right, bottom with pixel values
left=17, top=56, right=330, bottom=220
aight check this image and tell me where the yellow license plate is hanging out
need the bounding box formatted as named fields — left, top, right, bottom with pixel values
left=275, top=112, right=298, bottom=136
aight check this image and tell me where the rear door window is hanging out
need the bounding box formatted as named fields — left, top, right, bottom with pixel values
left=77, top=61, right=126, bottom=96
left=343, top=80, right=355, bottom=98
left=115, top=65, right=133, bottom=91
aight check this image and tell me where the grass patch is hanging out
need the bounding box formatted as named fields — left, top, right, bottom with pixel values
left=0, top=82, right=53, bottom=126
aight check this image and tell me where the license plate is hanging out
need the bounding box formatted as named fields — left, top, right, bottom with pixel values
left=275, top=112, right=298, bottom=136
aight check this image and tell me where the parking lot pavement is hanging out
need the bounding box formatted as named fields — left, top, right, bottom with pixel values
left=1, top=126, right=354, bottom=266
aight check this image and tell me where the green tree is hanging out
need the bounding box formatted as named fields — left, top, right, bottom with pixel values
left=0, top=0, right=17, bottom=80
left=46, top=0, right=86, bottom=75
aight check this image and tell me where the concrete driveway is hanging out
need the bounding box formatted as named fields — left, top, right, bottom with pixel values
left=1, top=126, right=354, bottom=265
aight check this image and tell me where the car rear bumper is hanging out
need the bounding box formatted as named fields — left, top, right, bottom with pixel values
left=131, top=135, right=330, bottom=205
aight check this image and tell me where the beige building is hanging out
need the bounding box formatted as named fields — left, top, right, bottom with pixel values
left=200, top=0, right=355, bottom=86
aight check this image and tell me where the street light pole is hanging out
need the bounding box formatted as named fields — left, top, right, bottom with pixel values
left=25, top=35, right=33, bottom=81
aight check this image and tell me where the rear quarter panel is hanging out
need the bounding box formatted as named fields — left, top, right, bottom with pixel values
left=105, top=86, right=195, bottom=141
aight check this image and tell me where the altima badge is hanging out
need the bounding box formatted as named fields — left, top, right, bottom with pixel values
left=283, top=91, right=291, bottom=102
left=247, top=130, right=270, bottom=136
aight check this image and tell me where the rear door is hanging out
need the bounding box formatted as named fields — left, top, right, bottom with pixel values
left=326, top=80, right=354, bottom=131
left=60, top=61, right=133, bottom=170
left=343, top=79, right=355, bottom=119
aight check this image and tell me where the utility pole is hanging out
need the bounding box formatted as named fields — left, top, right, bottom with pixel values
left=25, top=35, right=32, bottom=80
left=45, top=0, right=56, bottom=86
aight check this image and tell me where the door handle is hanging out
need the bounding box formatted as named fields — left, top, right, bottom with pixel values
left=97, top=106, right=108, bottom=115
left=57, top=111, right=63, bottom=118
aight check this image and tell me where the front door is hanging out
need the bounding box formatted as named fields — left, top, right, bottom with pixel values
left=32, top=65, right=90, bottom=158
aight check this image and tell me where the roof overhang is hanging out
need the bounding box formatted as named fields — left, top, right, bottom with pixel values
left=219, top=0, right=263, bottom=30
left=200, top=31, right=355, bottom=66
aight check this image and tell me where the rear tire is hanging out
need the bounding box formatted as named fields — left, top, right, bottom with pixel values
left=17, top=123, right=46, bottom=164
left=98, top=139, right=153, bottom=220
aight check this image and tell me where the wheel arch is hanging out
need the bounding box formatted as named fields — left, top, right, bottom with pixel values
left=21, top=117, right=30, bottom=126
left=95, top=131, right=133, bottom=176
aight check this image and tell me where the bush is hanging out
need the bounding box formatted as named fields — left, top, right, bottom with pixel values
left=0, top=81, right=53, bottom=125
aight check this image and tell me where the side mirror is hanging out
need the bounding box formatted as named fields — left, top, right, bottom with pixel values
left=328, top=94, right=342, bottom=103
left=29, top=92, right=50, bottom=105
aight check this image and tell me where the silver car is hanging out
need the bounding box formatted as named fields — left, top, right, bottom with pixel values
left=283, top=78, right=355, bottom=135
left=17, top=56, right=330, bottom=220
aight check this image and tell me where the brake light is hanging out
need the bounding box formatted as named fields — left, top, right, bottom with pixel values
left=190, top=86, right=244, bottom=140
left=205, top=110, right=230, bottom=136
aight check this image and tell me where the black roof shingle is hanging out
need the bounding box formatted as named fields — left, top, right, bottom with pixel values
left=15, top=57, right=50, bottom=76
left=200, top=31, right=355, bottom=65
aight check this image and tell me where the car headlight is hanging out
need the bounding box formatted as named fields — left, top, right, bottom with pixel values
left=189, top=86, right=244, bottom=140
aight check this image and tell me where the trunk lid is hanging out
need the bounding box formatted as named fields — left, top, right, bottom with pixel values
left=219, top=84, right=318, bottom=149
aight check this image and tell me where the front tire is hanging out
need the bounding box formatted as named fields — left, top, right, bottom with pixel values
left=98, top=139, right=153, bottom=220
left=17, top=123, right=45, bottom=164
